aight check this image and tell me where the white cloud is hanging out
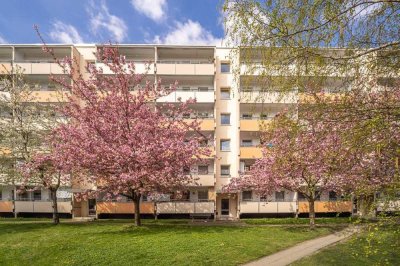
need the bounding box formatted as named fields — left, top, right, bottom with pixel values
left=87, top=0, right=128, bottom=42
left=354, top=2, right=381, bottom=18
left=49, top=21, right=84, bottom=43
left=153, top=20, right=222, bottom=46
left=0, top=35, right=7, bottom=44
left=131, top=0, right=166, bottom=22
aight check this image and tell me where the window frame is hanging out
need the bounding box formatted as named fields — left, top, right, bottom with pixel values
left=220, top=62, right=231, bottom=73
left=220, top=165, right=231, bottom=176
left=242, top=191, right=252, bottom=201
left=220, top=113, right=231, bottom=125
left=220, top=88, right=231, bottom=100
left=220, top=139, right=231, bottom=151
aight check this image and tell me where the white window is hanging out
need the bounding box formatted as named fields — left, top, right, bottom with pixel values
left=242, top=113, right=253, bottom=120
left=220, top=139, right=230, bottom=151
left=33, top=190, right=41, bottom=201
left=221, top=88, right=230, bottom=99
left=198, top=191, right=208, bottom=202
left=221, top=63, right=230, bottom=73
left=275, top=191, right=285, bottom=201
left=241, top=139, right=253, bottom=147
left=221, top=113, right=230, bottom=125
left=198, top=165, right=209, bottom=175
left=221, top=165, right=230, bottom=176
left=242, top=191, right=252, bottom=201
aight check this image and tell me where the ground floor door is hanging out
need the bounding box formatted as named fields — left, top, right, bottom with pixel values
left=221, top=199, right=230, bottom=216
left=88, top=199, right=96, bottom=216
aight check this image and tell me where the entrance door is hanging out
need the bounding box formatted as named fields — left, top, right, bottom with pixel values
left=88, top=199, right=96, bottom=216
left=221, top=199, right=230, bottom=215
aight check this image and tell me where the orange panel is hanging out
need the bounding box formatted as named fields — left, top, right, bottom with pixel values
left=140, top=202, right=155, bottom=214
left=115, top=202, right=134, bottom=214
left=240, top=147, right=263, bottom=159
left=298, top=201, right=352, bottom=213
left=0, top=201, right=13, bottom=212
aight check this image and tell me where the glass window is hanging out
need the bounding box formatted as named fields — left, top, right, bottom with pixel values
left=329, top=191, right=337, bottom=201
left=182, top=86, right=190, bottom=91
left=275, top=191, right=285, bottom=201
left=298, top=192, right=307, bottom=201
left=198, top=165, right=209, bottom=175
left=221, top=113, right=230, bottom=125
left=0, top=190, right=2, bottom=200
left=242, top=191, right=252, bottom=201
left=198, top=87, right=209, bottom=92
left=221, top=63, right=231, bottom=73
left=242, top=113, right=253, bottom=119
left=220, top=139, right=230, bottom=151
left=33, top=190, right=41, bottom=201
left=241, top=140, right=253, bottom=147
left=198, top=190, right=208, bottom=201
left=221, top=88, right=230, bottom=99
left=221, top=165, right=230, bottom=176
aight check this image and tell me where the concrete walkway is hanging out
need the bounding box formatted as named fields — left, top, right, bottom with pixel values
left=244, top=226, right=360, bottom=266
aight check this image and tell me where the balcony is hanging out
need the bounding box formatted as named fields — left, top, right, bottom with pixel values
left=14, top=61, right=65, bottom=75
left=0, top=201, right=13, bottom=213
left=190, top=174, right=215, bottom=187
left=240, top=119, right=271, bottom=131
left=156, top=201, right=214, bottom=214
left=240, top=146, right=263, bottom=159
left=157, top=90, right=214, bottom=103
left=30, top=91, right=69, bottom=102
left=0, top=62, right=12, bottom=74
left=298, top=201, right=352, bottom=213
left=156, top=61, right=214, bottom=75
left=96, top=202, right=155, bottom=214
left=240, top=201, right=297, bottom=214
left=240, top=90, right=298, bottom=104
left=96, top=61, right=155, bottom=75
left=14, top=201, right=72, bottom=213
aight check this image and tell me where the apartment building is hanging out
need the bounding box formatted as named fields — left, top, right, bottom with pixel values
left=0, top=44, right=355, bottom=220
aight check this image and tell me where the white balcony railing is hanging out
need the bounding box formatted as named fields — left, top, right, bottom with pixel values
left=157, top=90, right=214, bottom=103
left=156, top=201, right=214, bottom=214
left=240, top=201, right=297, bottom=214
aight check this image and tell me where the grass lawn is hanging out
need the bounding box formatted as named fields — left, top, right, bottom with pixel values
left=292, top=225, right=400, bottom=266
left=0, top=218, right=342, bottom=266
left=242, top=217, right=353, bottom=225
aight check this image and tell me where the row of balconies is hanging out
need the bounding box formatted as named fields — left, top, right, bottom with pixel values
left=0, top=200, right=358, bottom=215
left=239, top=200, right=353, bottom=214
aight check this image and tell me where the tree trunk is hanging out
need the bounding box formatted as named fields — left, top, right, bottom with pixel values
left=357, top=194, right=376, bottom=219
left=309, top=199, right=316, bottom=229
left=50, top=189, right=60, bottom=225
left=133, top=193, right=141, bottom=226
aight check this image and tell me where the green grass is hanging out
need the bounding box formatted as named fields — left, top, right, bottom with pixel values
left=0, top=219, right=341, bottom=266
left=242, top=217, right=353, bottom=225
left=292, top=225, right=400, bottom=266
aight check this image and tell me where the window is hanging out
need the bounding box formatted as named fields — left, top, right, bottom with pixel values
left=182, top=86, right=190, bottom=91
left=221, top=88, right=230, bottom=99
left=198, top=190, right=208, bottom=202
left=220, top=139, right=230, bottom=151
left=198, top=87, right=209, bottom=92
left=260, top=113, right=269, bottom=120
left=0, top=190, right=2, bottom=200
left=183, top=113, right=191, bottom=119
left=183, top=167, right=191, bottom=175
left=241, top=140, right=253, bottom=147
left=198, top=165, right=209, bottom=175
left=242, top=191, right=252, bottom=201
left=221, top=63, right=231, bottom=73
left=242, top=87, right=253, bottom=92
left=221, top=113, right=230, bottom=125
left=275, top=191, right=285, bottom=201
left=33, top=190, right=41, bottom=201
left=242, top=113, right=253, bottom=120
left=329, top=191, right=337, bottom=201
left=221, top=165, right=230, bottom=176
left=298, top=192, right=307, bottom=201
left=199, top=139, right=208, bottom=147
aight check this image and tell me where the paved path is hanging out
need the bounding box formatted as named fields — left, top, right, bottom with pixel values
left=244, top=226, right=360, bottom=266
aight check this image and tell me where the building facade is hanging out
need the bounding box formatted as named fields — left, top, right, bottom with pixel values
left=0, top=44, right=354, bottom=220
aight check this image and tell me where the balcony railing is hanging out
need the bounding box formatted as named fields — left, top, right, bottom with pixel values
left=156, top=201, right=214, bottom=214
left=157, top=60, right=213, bottom=64
left=240, top=201, right=297, bottom=214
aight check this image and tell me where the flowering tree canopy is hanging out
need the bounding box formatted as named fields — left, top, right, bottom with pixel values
left=39, top=41, right=210, bottom=226
left=227, top=113, right=348, bottom=227
left=21, top=151, right=71, bottom=224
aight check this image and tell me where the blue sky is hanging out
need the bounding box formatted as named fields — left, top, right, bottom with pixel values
left=0, top=0, right=225, bottom=45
